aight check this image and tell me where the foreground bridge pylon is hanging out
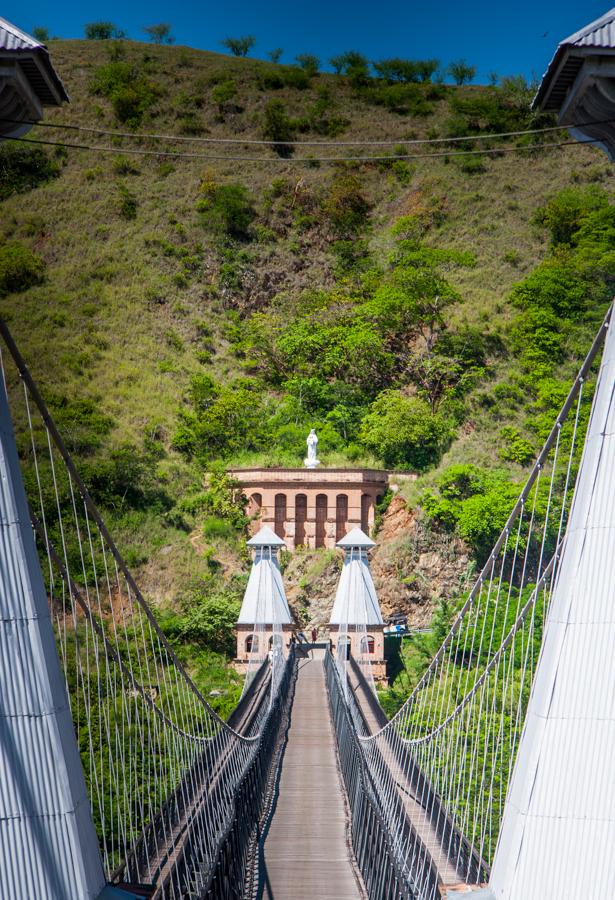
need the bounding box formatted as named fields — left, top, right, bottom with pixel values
left=482, top=312, right=615, bottom=899
left=0, top=373, right=105, bottom=898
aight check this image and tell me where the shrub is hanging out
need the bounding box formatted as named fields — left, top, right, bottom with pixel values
left=447, top=59, right=476, bottom=85
left=262, top=99, right=296, bottom=157
left=498, top=427, right=535, bottom=465
left=143, top=23, right=174, bottom=44
left=323, top=172, right=371, bottom=238
left=211, top=79, right=237, bottom=114
left=85, top=21, right=123, bottom=40
left=330, top=50, right=369, bottom=77
left=0, top=242, right=44, bottom=296
left=197, top=182, right=256, bottom=239
left=112, top=155, right=140, bottom=176
left=32, top=26, right=50, bottom=43
left=373, top=58, right=439, bottom=84
left=511, top=255, right=588, bottom=318
left=267, top=48, right=283, bottom=63
left=534, top=186, right=609, bottom=246
left=0, top=144, right=60, bottom=199
left=117, top=184, right=137, bottom=219
left=457, top=153, right=487, bottom=175
left=295, top=54, right=320, bottom=76
left=359, top=391, right=451, bottom=470
left=90, top=62, right=158, bottom=125
left=221, top=35, right=255, bottom=57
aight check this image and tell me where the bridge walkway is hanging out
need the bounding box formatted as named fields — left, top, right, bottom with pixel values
left=259, top=650, right=364, bottom=899
left=347, top=661, right=464, bottom=894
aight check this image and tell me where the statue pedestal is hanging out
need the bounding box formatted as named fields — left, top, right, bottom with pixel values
left=303, top=458, right=320, bottom=469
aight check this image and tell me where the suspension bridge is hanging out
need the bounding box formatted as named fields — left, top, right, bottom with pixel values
left=3, top=8, right=615, bottom=898
left=1, top=291, right=615, bottom=900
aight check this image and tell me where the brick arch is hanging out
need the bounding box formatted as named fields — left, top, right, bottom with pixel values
left=274, top=493, right=287, bottom=540
left=315, top=494, right=327, bottom=548
left=361, top=494, right=371, bottom=533
left=295, top=493, right=307, bottom=547
left=336, top=494, right=348, bottom=542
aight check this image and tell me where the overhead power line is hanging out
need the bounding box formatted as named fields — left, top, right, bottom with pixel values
left=4, top=132, right=605, bottom=164
left=2, top=114, right=615, bottom=148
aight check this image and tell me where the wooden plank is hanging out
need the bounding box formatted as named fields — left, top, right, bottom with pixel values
left=260, top=653, right=364, bottom=899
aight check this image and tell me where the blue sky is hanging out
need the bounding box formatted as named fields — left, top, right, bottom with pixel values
left=5, top=1, right=610, bottom=83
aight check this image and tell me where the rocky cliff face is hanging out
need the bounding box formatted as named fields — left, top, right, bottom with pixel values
left=282, top=495, right=472, bottom=633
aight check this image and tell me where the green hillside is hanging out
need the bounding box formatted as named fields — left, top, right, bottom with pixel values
left=2, top=37, right=613, bottom=704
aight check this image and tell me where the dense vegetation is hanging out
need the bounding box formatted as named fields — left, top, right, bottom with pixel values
left=1, top=36, right=613, bottom=708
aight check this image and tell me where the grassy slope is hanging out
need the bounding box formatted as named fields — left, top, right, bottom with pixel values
left=1, top=38, right=610, bottom=655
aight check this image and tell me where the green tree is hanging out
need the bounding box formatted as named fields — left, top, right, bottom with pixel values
left=262, top=99, right=296, bottom=157
left=0, top=143, right=60, bottom=199
left=143, top=23, right=174, bottom=44
left=323, top=172, right=371, bottom=238
left=221, top=35, right=255, bottom=57
left=197, top=182, right=256, bottom=239
left=211, top=79, right=237, bottom=116
left=267, top=48, right=283, bottom=63
left=32, top=26, right=50, bottom=43
left=359, top=391, right=450, bottom=469
left=295, top=53, right=319, bottom=76
left=85, top=21, right=123, bottom=40
left=373, top=57, right=439, bottom=84
left=447, top=59, right=476, bottom=85
left=0, top=242, right=44, bottom=296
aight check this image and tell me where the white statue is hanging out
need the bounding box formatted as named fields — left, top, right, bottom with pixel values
left=304, top=429, right=320, bottom=469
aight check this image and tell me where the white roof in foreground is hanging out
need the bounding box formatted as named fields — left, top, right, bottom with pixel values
left=487, top=310, right=615, bottom=899
left=330, top=530, right=383, bottom=626
left=337, top=526, right=375, bottom=549
left=561, top=6, right=615, bottom=48
left=247, top=525, right=286, bottom=547
left=237, top=529, right=292, bottom=625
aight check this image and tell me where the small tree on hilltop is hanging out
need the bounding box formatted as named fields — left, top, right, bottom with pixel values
left=447, top=59, right=476, bottom=85
left=267, top=48, right=283, bottom=64
left=85, top=21, right=124, bottom=40
left=143, top=23, right=174, bottom=44
left=295, top=54, right=320, bottom=76
left=32, top=26, right=50, bottom=43
left=221, top=35, right=255, bottom=57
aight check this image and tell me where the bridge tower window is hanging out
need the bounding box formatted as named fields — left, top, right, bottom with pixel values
left=245, top=633, right=259, bottom=654
left=360, top=635, right=375, bottom=654
left=336, top=494, right=348, bottom=542
left=295, top=493, right=307, bottom=547
left=248, top=492, right=262, bottom=518
left=315, top=494, right=327, bottom=548
left=274, top=493, right=287, bottom=540
left=361, top=494, right=371, bottom=534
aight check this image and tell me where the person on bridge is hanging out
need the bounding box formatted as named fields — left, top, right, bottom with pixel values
left=311, top=627, right=318, bottom=643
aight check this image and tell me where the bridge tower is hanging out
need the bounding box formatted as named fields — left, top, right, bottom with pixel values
left=478, top=315, right=615, bottom=898
left=0, top=376, right=106, bottom=897
left=329, top=527, right=387, bottom=684
left=234, top=526, right=294, bottom=673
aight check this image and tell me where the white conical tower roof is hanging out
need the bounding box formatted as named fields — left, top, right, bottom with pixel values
left=486, top=310, right=615, bottom=899
left=329, top=528, right=383, bottom=626
left=237, top=526, right=292, bottom=625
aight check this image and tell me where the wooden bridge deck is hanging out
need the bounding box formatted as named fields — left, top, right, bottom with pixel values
left=259, top=651, right=364, bottom=899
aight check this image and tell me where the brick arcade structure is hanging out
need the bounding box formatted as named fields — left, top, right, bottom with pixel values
left=229, top=467, right=389, bottom=551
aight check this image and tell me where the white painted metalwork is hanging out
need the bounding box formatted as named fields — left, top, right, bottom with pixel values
left=238, top=527, right=292, bottom=625
left=486, top=310, right=615, bottom=899
left=0, top=375, right=105, bottom=899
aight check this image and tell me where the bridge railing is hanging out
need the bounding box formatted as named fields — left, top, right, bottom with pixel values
left=325, top=650, right=420, bottom=900
left=348, top=656, right=488, bottom=886
left=204, top=647, right=296, bottom=899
